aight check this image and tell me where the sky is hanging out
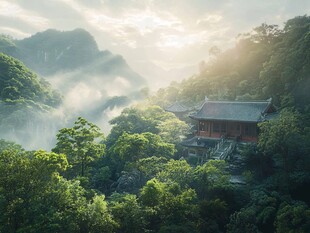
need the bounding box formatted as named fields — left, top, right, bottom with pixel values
left=1, top=0, right=310, bottom=89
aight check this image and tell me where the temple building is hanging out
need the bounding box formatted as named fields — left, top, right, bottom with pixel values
left=164, top=101, right=190, bottom=120
left=181, top=98, right=277, bottom=159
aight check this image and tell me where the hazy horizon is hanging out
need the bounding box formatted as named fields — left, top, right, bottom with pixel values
left=1, top=0, right=310, bottom=90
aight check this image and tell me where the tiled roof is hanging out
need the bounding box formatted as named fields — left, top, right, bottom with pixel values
left=165, top=101, right=189, bottom=113
left=190, top=100, right=275, bottom=122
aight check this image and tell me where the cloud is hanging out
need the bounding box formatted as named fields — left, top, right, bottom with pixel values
left=1, top=0, right=310, bottom=89
left=122, top=9, right=183, bottom=35
left=64, top=82, right=103, bottom=111
left=196, top=14, right=223, bottom=28
left=0, top=1, right=49, bottom=30
left=0, top=26, right=30, bottom=37
left=0, top=1, right=21, bottom=17
left=156, top=31, right=208, bottom=49
left=87, top=8, right=183, bottom=40
left=105, top=76, right=132, bottom=96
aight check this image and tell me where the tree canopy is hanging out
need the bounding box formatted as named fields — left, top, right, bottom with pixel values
left=0, top=53, right=61, bottom=106
left=1, top=15, right=310, bottom=233
left=150, top=16, right=310, bottom=112
left=53, top=117, right=105, bottom=177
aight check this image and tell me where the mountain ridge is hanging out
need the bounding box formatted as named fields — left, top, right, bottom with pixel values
left=0, top=29, right=148, bottom=149
left=0, top=28, right=146, bottom=88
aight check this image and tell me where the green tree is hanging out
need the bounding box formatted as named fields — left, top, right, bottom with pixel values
left=227, top=189, right=282, bottom=233
left=242, top=23, right=282, bottom=45
left=111, top=132, right=148, bottom=163
left=193, top=160, right=230, bottom=199
left=258, top=109, right=301, bottom=172
left=108, top=132, right=175, bottom=191
left=241, top=144, right=274, bottom=180
left=30, top=176, right=88, bottom=233
left=259, top=16, right=310, bottom=108
left=110, top=193, right=146, bottom=233
left=0, top=147, right=118, bottom=233
left=156, top=159, right=193, bottom=189
left=139, top=179, right=198, bottom=232
left=107, top=105, right=185, bottom=147
left=0, top=53, right=61, bottom=106
left=0, top=149, right=70, bottom=233
left=275, top=201, right=310, bottom=233
left=143, top=132, right=176, bottom=158
left=53, top=117, right=105, bottom=177
left=156, top=182, right=198, bottom=232
left=134, top=156, right=168, bottom=180
left=157, top=118, right=190, bottom=144
left=0, top=139, right=23, bottom=153
left=91, top=165, right=112, bottom=192
left=107, top=107, right=158, bottom=146
left=197, top=199, right=229, bottom=233
left=140, top=178, right=166, bottom=207
left=111, top=132, right=175, bottom=164
left=226, top=208, right=261, bottom=233
left=84, top=195, right=118, bottom=233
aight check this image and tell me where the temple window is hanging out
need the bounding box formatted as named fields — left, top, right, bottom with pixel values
left=199, top=121, right=208, bottom=131
left=221, top=122, right=226, bottom=133
left=213, top=123, right=220, bottom=132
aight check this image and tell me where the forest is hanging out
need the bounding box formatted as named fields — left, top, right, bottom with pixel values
left=0, top=15, right=310, bottom=233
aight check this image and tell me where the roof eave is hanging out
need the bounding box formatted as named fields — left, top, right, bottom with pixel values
left=189, top=115, right=198, bottom=120
left=166, top=110, right=188, bottom=113
left=189, top=117, right=260, bottom=123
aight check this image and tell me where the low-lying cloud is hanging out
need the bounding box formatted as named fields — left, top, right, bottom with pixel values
left=0, top=67, right=146, bottom=150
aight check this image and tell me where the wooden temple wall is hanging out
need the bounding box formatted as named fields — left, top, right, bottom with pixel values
left=197, top=120, right=258, bottom=142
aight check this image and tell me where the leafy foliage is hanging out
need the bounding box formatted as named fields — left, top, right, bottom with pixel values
left=1, top=15, right=310, bottom=233
left=53, top=117, right=105, bottom=177
left=275, top=201, right=310, bottom=233
left=0, top=53, right=61, bottom=106
left=150, top=16, right=310, bottom=112
left=258, top=109, right=302, bottom=172
left=156, top=159, right=193, bottom=189
left=110, top=194, right=146, bottom=233
left=193, top=160, right=231, bottom=199
left=107, top=105, right=189, bottom=146
left=112, top=132, right=175, bottom=164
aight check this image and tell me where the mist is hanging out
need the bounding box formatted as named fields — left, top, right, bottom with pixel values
left=0, top=68, right=147, bottom=151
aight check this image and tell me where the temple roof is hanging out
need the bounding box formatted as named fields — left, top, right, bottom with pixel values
left=165, top=101, right=189, bottom=113
left=190, top=100, right=276, bottom=122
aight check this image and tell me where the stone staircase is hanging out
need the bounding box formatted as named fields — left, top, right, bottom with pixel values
left=210, top=139, right=235, bottom=160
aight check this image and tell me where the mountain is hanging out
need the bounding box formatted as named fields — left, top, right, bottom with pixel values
left=14, top=28, right=99, bottom=75
left=2, top=28, right=142, bottom=78
left=0, top=29, right=148, bottom=150
left=0, top=53, right=61, bottom=106
left=0, top=53, right=63, bottom=149
left=0, top=28, right=146, bottom=90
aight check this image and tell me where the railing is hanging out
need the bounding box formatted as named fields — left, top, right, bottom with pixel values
left=209, top=137, right=224, bottom=156
left=209, top=138, right=236, bottom=161
left=219, top=142, right=236, bottom=160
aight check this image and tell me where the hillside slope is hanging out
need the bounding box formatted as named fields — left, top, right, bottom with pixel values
left=0, top=53, right=63, bottom=149
left=151, top=16, right=310, bottom=114
left=0, top=29, right=148, bottom=149
left=0, top=29, right=146, bottom=97
left=0, top=53, right=61, bottom=106
left=0, top=28, right=146, bottom=91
